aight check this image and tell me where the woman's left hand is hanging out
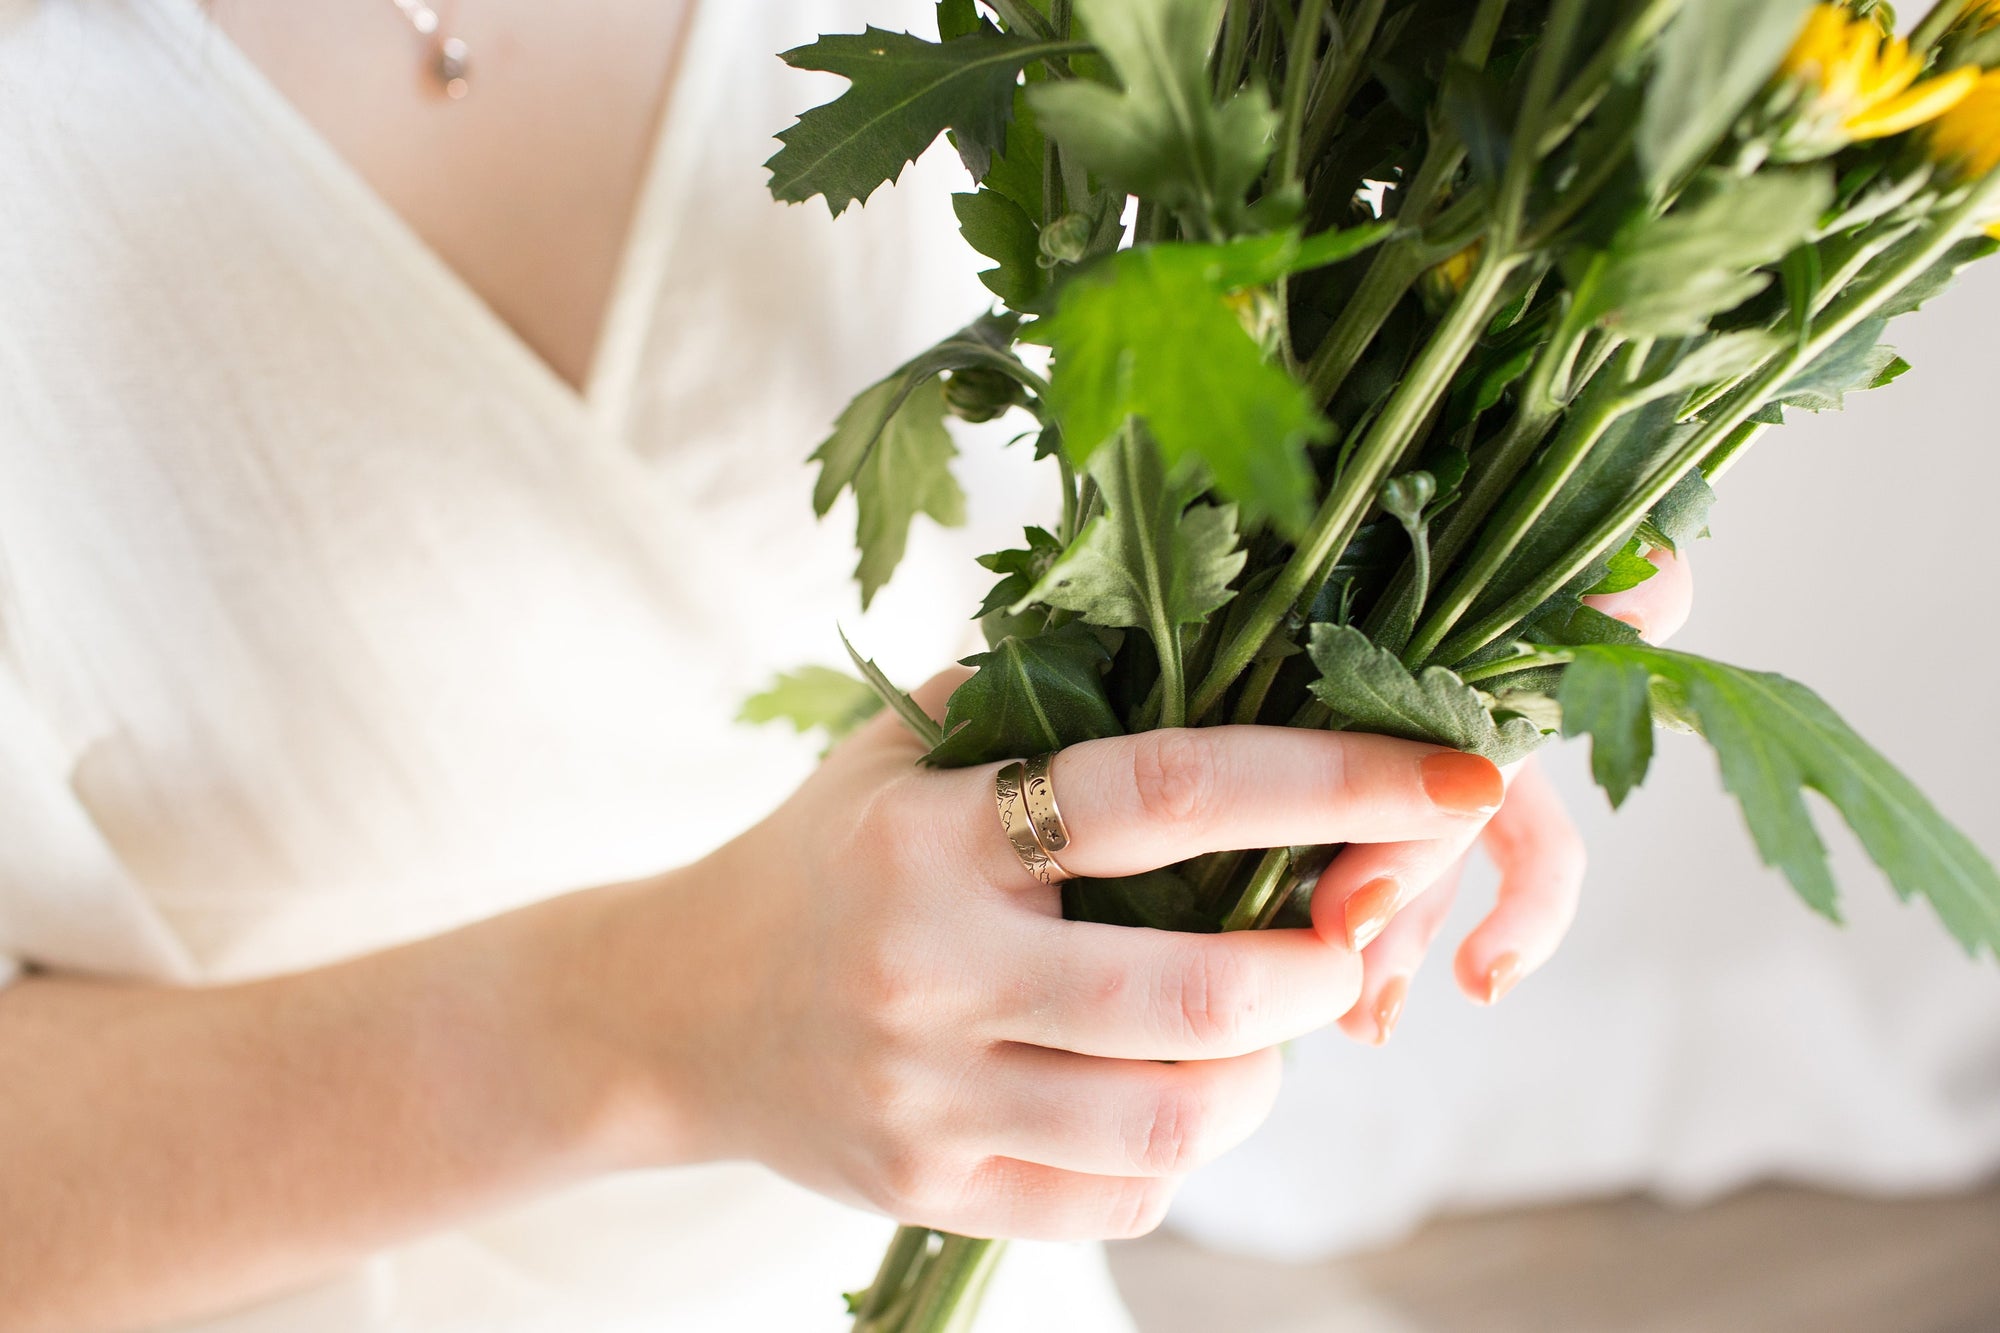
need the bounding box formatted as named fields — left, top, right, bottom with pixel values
left=1316, top=546, right=1696, bottom=1044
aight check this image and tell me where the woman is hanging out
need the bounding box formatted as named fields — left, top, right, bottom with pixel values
left=0, top=2, right=1693, bottom=1330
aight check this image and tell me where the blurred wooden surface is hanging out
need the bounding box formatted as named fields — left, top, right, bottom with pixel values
left=1108, top=1185, right=2000, bottom=1333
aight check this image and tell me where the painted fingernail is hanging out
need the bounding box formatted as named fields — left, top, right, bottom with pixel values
left=1485, top=953, right=1525, bottom=1005
left=1373, top=976, right=1409, bottom=1046
left=1421, top=752, right=1505, bottom=815
left=1344, top=878, right=1402, bottom=952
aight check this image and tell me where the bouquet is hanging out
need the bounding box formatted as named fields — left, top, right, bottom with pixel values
left=749, top=1, right=2000, bottom=1328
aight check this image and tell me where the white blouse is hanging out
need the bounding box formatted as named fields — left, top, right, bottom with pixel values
left=0, top=0, right=1128, bottom=1328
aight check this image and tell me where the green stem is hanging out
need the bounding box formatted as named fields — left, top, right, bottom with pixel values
left=1231, top=651, right=1288, bottom=725
left=1404, top=364, right=1633, bottom=666
left=1189, top=249, right=1520, bottom=719
left=1534, top=0, right=1683, bottom=155
left=853, top=1226, right=934, bottom=1330
left=1697, top=420, right=1770, bottom=482
left=897, top=1237, right=1005, bottom=1333
left=1299, top=0, right=1386, bottom=165
left=1455, top=648, right=1574, bottom=685
left=1913, top=0, right=1975, bottom=52
left=1058, top=454, right=1081, bottom=545
left=1221, top=846, right=1293, bottom=933
left=1276, top=0, right=1331, bottom=190
left=1429, top=189, right=2000, bottom=666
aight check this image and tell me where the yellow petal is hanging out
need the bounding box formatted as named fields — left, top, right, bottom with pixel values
left=1847, top=66, right=1981, bottom=139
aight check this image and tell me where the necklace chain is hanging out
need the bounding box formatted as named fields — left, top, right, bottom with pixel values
left=388, top=0, right=471, bottom=100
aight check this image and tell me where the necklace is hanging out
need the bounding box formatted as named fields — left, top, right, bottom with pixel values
left=388, top=0, right=471, bottom=100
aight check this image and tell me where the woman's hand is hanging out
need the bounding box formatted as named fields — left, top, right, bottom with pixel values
left=592, top=685, right=1513, bottom=1243
left=1318, top=546, right=1697, bottom=1044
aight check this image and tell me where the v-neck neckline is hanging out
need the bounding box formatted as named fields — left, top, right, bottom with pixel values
left=144, top=0, right=718, bottom=434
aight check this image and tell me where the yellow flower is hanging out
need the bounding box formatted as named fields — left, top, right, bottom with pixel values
left=1781, top=4, right=1979, bottom=143
left=1928, top=68, right=2000, bottom=180
left=1424, top=241, right=1482, bottom=300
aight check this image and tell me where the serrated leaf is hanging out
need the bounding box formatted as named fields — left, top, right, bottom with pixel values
left=840, top=629, right=944, bottom=749
left=768, top=27, right=1070, bottom=216
left=928, top=624, right=1125, bottom=768
left=1875, top=236, right=2000, bottom=319
left=1583, top=538, right=1660, bottom=596
left=1041, top=236, right=1366, bottom=530
left=976, top=526, right=1066, bottom=617
left=1307, top=625, right=1547, bottom=765
left=811, top=376, right=966, bottom=608
left=936, top=0, right=980, bottom=41
left=1557, top=652, right=1656, bottom=807
left=1572, top=171, right=1834, bottom=337
left=1639, top=0, right=1818, bottom=192
left=739, top=666, right=885, bottom=743
left=954, top=188, right=1047, bottom=309
left=1028, top=0, right=1275, bottom=232
left=1650, top=468, right=1716, bottom=551
left=1778, top=318, right=1900, bottom=413
left=1023, top=429, right=1246, bottom=633
left=1564, top=645, right=2000, bottom=957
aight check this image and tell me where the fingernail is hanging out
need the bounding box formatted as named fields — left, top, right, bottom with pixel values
left=1485, top=953, right=1525, bottom=1005
left=1373, top=976, right=1409, bottom=1046
left=1615, top=610, right=1650, bottom=639
left=1421, top=752, right=1505, bottom=815
left=1344, top=878, right=1402, bottom=952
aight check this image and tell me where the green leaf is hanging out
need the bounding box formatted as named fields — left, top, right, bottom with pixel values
left=928, top=624, right=1125, bottom=768
left=954, top=188, right=1047, bottom=309
left=841, top=629, right=945, bottom=749
left=1563, top=645, right=2000, bottom=957
left=1572, top=171, right=1834, bottom=337
left=1558, top=651, right=1656, bottom=807
left=768, top=27, right=1069, bottom=216
left=1650, top=468, right=1716, bottom=552
left=739, top=666, right=885, bottom=743
left=1584, top=538, right=1660, bottom=596
left=936, top=0, right=980, bottom=41
left=1022, top=429, right=1246, bottom=632
left=1307, top=625, right=1547, bottom=765
left=1875, top=236, right=2000, bottom=320
left=811, top=375, right=967, bottom=608
left=975, top=526, right=1066, bottom=617
left=1064, top=867, right=1217, bottom=932
left=1777, top=318, right=1901, bottom=413
left=1042, top=237, right=1356, bottom=530
left=1028, top=0, right=1275, bottom=232
left=1638, top=0, right=1817, bottom=192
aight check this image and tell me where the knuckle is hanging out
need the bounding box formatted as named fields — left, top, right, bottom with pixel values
left=1107, top=1179, right=1175, bottom=1240
left=1130, top=729, right=1219, bottom=827
left=846, top=933, right=935, bottom=1041
left=1130, top=1083, right=1209, bottom=1175
left=871, top=1142, right=950, bottom=1218
left=1163, top=944, right=1254, bottom=1050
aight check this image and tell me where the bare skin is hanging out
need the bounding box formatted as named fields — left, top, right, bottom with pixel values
left=0, top=6, right=1699, bottom=1330
left=213, top=0, right=698, bottom=391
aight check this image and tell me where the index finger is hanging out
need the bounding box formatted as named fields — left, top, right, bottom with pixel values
left=933, top=727, right=1505, bottom=888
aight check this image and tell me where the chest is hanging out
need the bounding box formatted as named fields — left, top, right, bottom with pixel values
left=214, top=0, right=696, bottom=392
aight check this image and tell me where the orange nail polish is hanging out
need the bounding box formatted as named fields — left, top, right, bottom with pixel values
left=1486, top=953, right=1525, bottom=1005
left=1421, top=752, right=1505, bottom=815
left=1344, top=878, right=1401, bottom=952
left=1373, top=976, right=1409, bottom=1046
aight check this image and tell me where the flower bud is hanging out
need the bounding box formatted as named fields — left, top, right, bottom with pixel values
left=1038, top=213, right=1094, bottom=267
left=942, top=366, right=1026, bottom=423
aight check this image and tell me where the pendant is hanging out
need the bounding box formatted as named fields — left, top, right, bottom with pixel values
left=436, top=36, right=470, bottom=100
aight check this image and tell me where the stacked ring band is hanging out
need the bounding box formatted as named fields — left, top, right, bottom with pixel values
left=994, top=754, right=1072, bottom=884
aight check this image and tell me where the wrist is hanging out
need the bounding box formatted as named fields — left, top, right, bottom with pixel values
left=470, top=880, right=702, bottom=1176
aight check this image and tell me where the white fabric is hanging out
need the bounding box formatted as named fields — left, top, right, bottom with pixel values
left=1171, top=259, right=2000, bottom=1261
left=0, top=1, right=1126, bottom=1328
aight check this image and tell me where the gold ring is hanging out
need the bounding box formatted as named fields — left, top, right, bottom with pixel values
left=1022, top=752, right=1071, bottom=855
left=995, top=761, right=1066, bottom=885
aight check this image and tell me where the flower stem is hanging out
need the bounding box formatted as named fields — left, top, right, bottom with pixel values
left=1189, top=244, right=1520, bottom=720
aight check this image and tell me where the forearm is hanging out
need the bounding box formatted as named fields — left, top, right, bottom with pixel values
left=0, top=885, right=673, bottom=1333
